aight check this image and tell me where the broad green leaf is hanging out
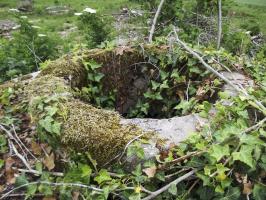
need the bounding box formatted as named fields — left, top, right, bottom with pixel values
left=88, top=60, right=102, bottom=70
left=38, top=184, right=53, bottom=196
left=253, top=184, right=266, bottom=200
left=52, top=121, right=61, bottom=135
left=151, top=80, right=160, bottom=90
left=0, top=159, right=4, bottom=168
left=15, top=173, right=28, bottom=186
left=81, top=164, right=92, bottom=178
left=168, top=183, right=177, bottom=195
left=240, top=134, right=264, bottom=146
left=210, top=145, right=230, bottom=161
left=26, top=184, right=37, bottom=199
left=45, top=106, right=58, bottom=116
left=94, top=169, right=112, bottom=184
left=39, top=116, right=54, bottom=133
left=232, top=145, right=254, bottom=168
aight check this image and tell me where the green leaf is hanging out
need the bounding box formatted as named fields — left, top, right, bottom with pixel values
left=81, top=164, right=92, bottom=178
left=253, top=184, right=266, bottom=200
left=15, top=173, right=28, bottom=187
left=39, top=116, right=54, bottom=133
left=38, top=184, right=53, bottom=196
left=52, top=121, right=61, bottom=135
left=94, top=73, right=105, bottom=82
left=0, top=159, right=4, bottom=168
left=168, top=184, right=177, bottom=195
left=210, top=145, right=230, bottom=161
left=35, top=162, right=43, bottom=173
left=232, top=145, right=254, bottom=168
left=151, top=81, right=160, bottom=90
left=132, top=164, right=142, bottom=177
left=240, top=134, right=264, bottom=146
left=45, top=106, right=58, bottom=117
left=88, top=60, right=102, bottom=70
left=94, top=169, right=112, bottom=184
left=26, top=184, right=37, bottom=199
left=196, top=172, right=211, bottom=186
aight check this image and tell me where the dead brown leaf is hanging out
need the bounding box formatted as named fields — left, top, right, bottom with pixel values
left=143, top=166, right=157, bottom=178
left=72, top=191, right=80, bottom=200
left=115, top=46, right=133, bottom=55
left=43, top=153, right=55, bottom=171
left=5, top=157, right=16, bottom=184
left=31, top=141, right=42, bottom=155
left=243, top=181, right=253, bottom=195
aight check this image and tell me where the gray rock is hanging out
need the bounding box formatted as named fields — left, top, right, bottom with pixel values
left=0, top=20, right=18, bottom=33
left=46, top=6, right=70, bottom=15
left=221, top=71, right=254, bottom=97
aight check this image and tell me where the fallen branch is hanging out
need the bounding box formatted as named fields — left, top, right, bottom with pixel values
left=0, top=181, right=104, bottom=200
left=10, top=142, right=33, bottom=171
left=148, top=0, right=165, bottom=43
left=173, top=29, right=266, bottom=115
left=141, top=170, right=197, bottom=200
left=12, top=167, right=64, bottom=177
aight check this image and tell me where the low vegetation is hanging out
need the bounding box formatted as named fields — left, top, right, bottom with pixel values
left=0, top=0, right=265, bottom=200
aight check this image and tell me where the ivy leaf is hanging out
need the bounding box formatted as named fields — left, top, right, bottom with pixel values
left=52, top=121, right=61, bottom=135
left=45, top=106, right=58, bottom=117
left=232, top=145, right=254, bottom=168
left=168, top=184, right=177, bottom=195
left=94, top=169, right=112, bottom=184
left=210, top=145, right=230, bottom=161
left=26, top=184, right=37, bottom=199
left=239, top=134, right=264, bottom=146
left=0, top=159, right=4, bottom=168
left=94, top=73, right=105, bottom=82
left=87, top=60, right=102, bottom=70
left=15, top=173, right=28, bottom=187
left=151, top=81, right=160, bottom=90
left=39, top=116, right=54, bottom=133
left=253, top=184, right=266, bottom=200
left=38, top=184, right=53, bottom=196
left=81, top=164, right=92, bottom=178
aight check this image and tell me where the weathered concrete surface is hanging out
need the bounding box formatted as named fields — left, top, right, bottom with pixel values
left=121, top=114, right=206, bottom=147
left=221, top=71, right=254, bottom=97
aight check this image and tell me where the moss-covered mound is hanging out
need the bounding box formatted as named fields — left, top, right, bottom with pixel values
left=62, top=100, right=145, bottom=166
left=21, top=53, right=148, bottom=166
left=40, top=55, right=87, bottom=88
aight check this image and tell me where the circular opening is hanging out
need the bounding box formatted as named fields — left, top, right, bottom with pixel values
left=79, top=48, right=218, bottom=119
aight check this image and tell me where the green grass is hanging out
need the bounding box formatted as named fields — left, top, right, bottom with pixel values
left=231, top=0, right=266, bottom=34
left=0, top=0, right=137, bottom=52
left=235, top=0, right=266, bottom=6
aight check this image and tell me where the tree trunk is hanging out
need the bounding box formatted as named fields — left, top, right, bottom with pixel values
left=148, top=0, right=165, bottom=43
left=217, top=0, right=222, bottom=49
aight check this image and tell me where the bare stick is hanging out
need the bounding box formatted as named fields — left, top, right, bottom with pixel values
left=11, top=124, right=39, bottom=161
left=0, top=181, right=104, bottom=200
left=141, top=170, right=197, bottom=200
left=173, top=29, right=266, bottom=115
left=12, top=167, right=64, bottom=177
left=148, top=0, right=165, bottom=43
left=217, top=0, right=222, bottom=49
left=10, top=142, right=33, bottom=171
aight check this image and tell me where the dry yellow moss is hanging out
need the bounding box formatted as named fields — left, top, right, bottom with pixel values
left=62, top=100, right=145, bottom=166
left=40, top=55, right=87, bottom=88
